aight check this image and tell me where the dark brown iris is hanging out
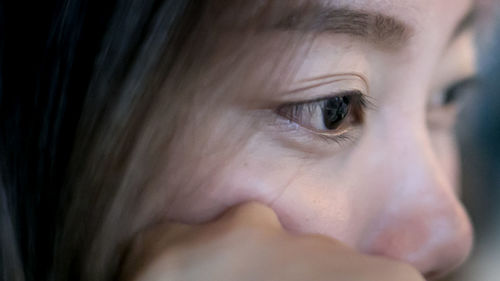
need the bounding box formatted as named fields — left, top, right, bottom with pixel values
left=322, top=96, right=350, bottom=130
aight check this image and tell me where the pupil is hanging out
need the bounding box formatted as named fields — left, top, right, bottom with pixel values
left=322, top=96, right=350, bottom=130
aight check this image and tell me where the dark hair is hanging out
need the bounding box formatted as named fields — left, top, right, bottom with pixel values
left=0, top=0, right=202, bottom=280
left=1, top=0, right=325, bottom=278
left=0, top=0, right=309, bottom=279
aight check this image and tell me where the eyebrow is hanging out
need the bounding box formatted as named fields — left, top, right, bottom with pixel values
left=271, top=5, right=413, bottom=49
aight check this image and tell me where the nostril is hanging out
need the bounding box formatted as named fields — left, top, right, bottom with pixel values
left=424, top=270, right=440, bottom=281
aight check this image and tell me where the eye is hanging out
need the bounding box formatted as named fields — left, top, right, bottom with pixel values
left=428, top=77, right=478, bottom=130
left=276, top=91, right=368, bottom=138
left=435, top=77, right=478, bottom=108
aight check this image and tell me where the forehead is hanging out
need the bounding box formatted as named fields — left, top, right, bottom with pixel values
left=279, top=0, right=472, bottom=15
left=213, top=0, right=473, bottom=31
left=208, top=0, right=474, bottom=59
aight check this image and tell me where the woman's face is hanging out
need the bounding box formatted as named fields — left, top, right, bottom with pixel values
left=152, top=0, right=476, bottom=278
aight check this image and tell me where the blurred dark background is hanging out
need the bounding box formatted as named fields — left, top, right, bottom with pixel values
left=452, top=6, right=500, bottom=281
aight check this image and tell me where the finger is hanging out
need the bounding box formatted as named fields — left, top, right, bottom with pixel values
left=219, top=201, right=283, bottom=230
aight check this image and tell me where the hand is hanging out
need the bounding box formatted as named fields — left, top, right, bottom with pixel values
left=120, top=202, right=425, bottom=281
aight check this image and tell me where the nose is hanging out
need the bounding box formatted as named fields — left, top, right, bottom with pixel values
left=360, top=125, right=473, bottom=279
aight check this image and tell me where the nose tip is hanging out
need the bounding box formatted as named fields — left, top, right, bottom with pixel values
left=424, top=214, right=473, bottom=279
left=364, top=198, right=473, bottom=279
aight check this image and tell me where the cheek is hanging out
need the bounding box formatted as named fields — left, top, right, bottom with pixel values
left=161, top=132, right=381, bottom=247
left=160, top=135, right=298, bottom=223
left=265, top=173, right=364, bottom=246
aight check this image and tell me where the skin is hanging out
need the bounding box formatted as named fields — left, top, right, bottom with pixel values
left=122, top=203, right=427, bottom=281
left=122, top=0, right=477, bottom=280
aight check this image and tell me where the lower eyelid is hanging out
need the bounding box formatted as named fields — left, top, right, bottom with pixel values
left=270, top=114, right=361, bottom=148
left=427, top=106, right=459, bottom=130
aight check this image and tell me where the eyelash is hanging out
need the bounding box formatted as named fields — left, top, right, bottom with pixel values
left=275, top=90, right=371, bottom=144
left=440, top=77, right=477, bottom=107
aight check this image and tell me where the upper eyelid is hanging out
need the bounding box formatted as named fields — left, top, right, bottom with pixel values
left=287, top=75, right=369, bottom=95
left=446, top=76, right=478, bottom=92
left=276, top=91, right=375, bottom=126
left=279, top=90, right=368, bottom=107
left=280, top=91, right=377, bottom=116
left=279, top=73, right=370, bottom=103
left=295, top=72, right=369, bottom=88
